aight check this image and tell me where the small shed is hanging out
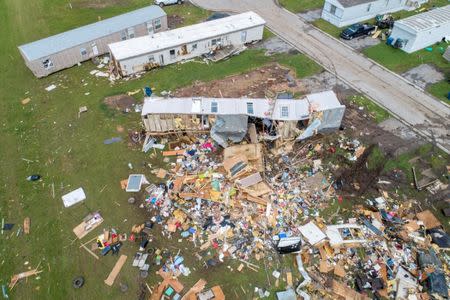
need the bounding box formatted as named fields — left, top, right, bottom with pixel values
left=389, top=5, right=450, bottom=53
left=18, top=5, right=167, bottom=78
left=321, top=0, right=427, bottom=27
left=108, top=12, right=266, bottom=77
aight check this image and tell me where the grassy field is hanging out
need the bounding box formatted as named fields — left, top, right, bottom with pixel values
left=363, top=42, right=449, bottom=73
left=427, top=78, right=450, bottom=103
left=347, top=95, right=390, bottom=123
left=312, top=19, right=341, bottom=38
left=0, top=1, right=324, bottom=299
left=278, top=0, right=324, bottom=13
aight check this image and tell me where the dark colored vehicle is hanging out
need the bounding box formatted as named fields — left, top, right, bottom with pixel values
left=340, top=23, right=376, bottom=40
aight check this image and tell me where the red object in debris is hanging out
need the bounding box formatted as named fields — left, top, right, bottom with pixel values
left=338, top=195, right=343, bottom=204
left=329, top=147, right=336, bottom=153
left=129, top=234, right=135, bottom=242
left=212, top=241, right=219, bottom=249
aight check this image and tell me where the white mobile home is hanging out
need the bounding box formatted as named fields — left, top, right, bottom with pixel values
left=141, top=91, right=345, bottom=138
left=389, top=5, right=450, bottom=53
left=321, top=0, right=427, bottom=27
left=108, top=12, right=266, bottom=77
left=18, top=6, right=167, bottom=78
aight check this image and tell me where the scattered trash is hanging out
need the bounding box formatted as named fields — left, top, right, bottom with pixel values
left=21, top=98, right=31, bottom=105
left=45, top=84, right=57, bottom=92
left=26, top=175, right=41, bottom=181
left=103, top=137, right=122, bottom=145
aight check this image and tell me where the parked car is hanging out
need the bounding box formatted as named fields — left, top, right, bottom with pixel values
left=154, top=0, right=183, bottom=7
left=340, top=23, right=376, bottom=40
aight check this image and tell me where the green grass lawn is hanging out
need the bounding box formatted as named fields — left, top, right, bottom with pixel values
left=278, top=0, right=324, bottom=13
left=347, top=95, right=390, bottom=123
left=312, top=19, right=341, bottom=38
left=427, top=79, right=450, bottom=104
left=0, top=1, right=322, bottom=299
left=277, top=52, right=324, bottom=77
left=363, top=42, right=449, bottom=73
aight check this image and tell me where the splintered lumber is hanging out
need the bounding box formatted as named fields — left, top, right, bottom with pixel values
left=181, top=279, right=207, bottom=300
left=104, top=255, right=127, bottom=286
left=157, top=269, right=184, bottom=293
left=243, top=194, right=268, bottom=206
left=23, top=217, right=30, bottom=234
left=286, top=271, right=293, bottom=287
left=163, top=149, right=185, bottom=156
left=9, top=268, right=43, bottom=289
left=331, top=279, right=370, bottom=300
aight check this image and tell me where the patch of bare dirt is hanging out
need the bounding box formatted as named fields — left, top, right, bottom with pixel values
left=103, top=94, right=136, bottom=111
left=168, top=15, right=185, bottom=29
left=173, top=63, right=307, bottom=98
left=340, top=100, right=421, bottom=155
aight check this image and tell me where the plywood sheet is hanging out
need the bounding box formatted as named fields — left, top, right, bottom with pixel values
left=104, top=255, right=127, bottom=286
left=416, top=210, right=441, bottom=229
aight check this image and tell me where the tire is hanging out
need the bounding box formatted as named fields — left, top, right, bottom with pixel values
left=73, top=277, right=84, bottom=289
left=159, top=2, right=164, bottom=7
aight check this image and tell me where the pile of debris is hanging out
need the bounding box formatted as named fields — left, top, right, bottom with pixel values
left=129, top=130, right=450, bottom=299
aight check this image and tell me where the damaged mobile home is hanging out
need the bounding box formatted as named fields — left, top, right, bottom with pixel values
left=18, top=5, right=167, bottom=78
left=141, top=91, right=345, bottom=147
left=108, top=12, right=266, bottom=77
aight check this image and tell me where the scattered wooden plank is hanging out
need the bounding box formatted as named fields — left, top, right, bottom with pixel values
left=104, top=255, right=127, bottom=286
left=81, top=244, right=99, bottom=260
left=163, top=149, right=185, bottom=156
left=181, top=279, right=207, bottom=300
left=23, top=217, right=30, bottom=234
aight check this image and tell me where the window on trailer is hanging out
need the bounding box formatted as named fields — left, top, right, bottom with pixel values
left=121, top=31, right=127, bottom=41
left=154, top=19, right=161, bottom=30
left=211, top=38, right=221, bottom=46
left=148, top=55, right=155, bottom=62
left=192, top=43, right=197, bottom=51
left=247, top=102, right=254, bottom=114
left=330, top=4, right=337, bottom=15
left=211, top=102, right=218, bottom=113
left=169, top=49, right=176, bottom=59
left=80, top=48, right=87, bottom=56
left=241, top=31, right=247, bottom=43
left=281, top=106, right=289, bottom=118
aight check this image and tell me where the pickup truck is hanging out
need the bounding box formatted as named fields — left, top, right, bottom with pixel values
left=154, top=0, right=183, bottom=7
left=340, top=23, right=376, bottom=40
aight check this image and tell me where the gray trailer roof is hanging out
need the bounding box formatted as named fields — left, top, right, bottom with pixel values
left=18, top=5, right=166, bottom=61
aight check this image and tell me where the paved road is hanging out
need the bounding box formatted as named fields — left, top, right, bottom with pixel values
left=191, top=0, right=450, bottom=152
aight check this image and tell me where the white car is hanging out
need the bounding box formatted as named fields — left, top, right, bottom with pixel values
left=154, top=0, right=183, bottom=7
